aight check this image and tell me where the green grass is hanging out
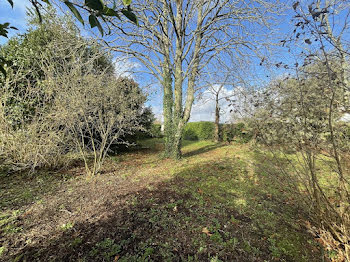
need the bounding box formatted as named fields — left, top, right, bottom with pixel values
left=0, top=139, right=322, bottom=261
left=0, top=210, right=22, bottom=235
left=0, top=170, right=76, bottom=211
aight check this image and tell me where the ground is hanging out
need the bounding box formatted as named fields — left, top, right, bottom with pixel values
left=0, top=139, right=322, bottom=262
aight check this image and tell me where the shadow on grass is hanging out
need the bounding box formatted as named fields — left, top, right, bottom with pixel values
left=182, top=143, right=224, bottom=158
left=5, top=156, right=321, bottom=262
left=133, top=139, right=208, bottom=154
left=0, top=139, right=207, bottom=213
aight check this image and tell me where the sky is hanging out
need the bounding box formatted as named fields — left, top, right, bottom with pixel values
left=0, top=0, right=31, bottom=44
left=0, top=0, right=293, bottom=123
left=1, top=0, right=348, bottom=123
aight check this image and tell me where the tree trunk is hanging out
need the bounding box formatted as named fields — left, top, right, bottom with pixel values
left=162, top=66, right=174, bottom=158
left=171, top=0, right=184, bottom=159
left=163, top=0, right=201, bottom=159
left=214, top=93, right=220, bottom=142
left=172, top=127, right=183, bottom=159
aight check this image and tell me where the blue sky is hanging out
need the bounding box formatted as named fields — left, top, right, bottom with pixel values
left=3, top=0, right=346, bottom=123
left=0, top=0, right=165, bottom=120
left=0, top=0, right=294, bottom=123
left=0, top=0, right=31, bottom=44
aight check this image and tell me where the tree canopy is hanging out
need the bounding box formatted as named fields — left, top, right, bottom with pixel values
left=0, top=0, right=137, bottom=76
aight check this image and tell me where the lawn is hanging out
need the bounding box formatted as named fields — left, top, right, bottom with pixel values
left=0, top=139, right=322, bottom=261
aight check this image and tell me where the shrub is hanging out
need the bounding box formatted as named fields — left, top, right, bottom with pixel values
left=249, top=61, right=350, bottom=259
left=182, top=121, right=253, bottom=142
left=125, top=108, right=156, bottom=141
left=0, top=114, right=67, bottom=172
left=183, top=122, right=214, bottom=141
left=222, top=124, right=234, bottom=143
left=183, top=127, right=198, bottom=140
left=221, top=122, right=252, bottom=143
left=52, top=73, right=146, bottom=176
left=0, top=16, right=149, bottom=175
left=150, top=124, right=163, bottom=138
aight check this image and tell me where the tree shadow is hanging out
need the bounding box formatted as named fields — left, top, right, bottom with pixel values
left=3, top=162, right=251, bottom=261
left=182, top=143, right=224, bottom=158
left=4, top=156, right=320, bottom=262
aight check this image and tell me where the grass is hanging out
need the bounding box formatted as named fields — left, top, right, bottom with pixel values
left=0, top=139, right=322, bottom=261
left=0, top=169, right=76, bottom=210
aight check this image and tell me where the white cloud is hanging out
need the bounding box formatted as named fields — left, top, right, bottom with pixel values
left=190, top=86, right=236, bottom=123
left=148, top=86, right=252, bottom=124
left=150, top=105, right=163, bottom=122
left=341, top=113, right=350, bottom=122
left=113, top=56, right=141, bottom=78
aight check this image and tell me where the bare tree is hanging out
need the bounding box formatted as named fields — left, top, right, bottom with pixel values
left=288, top=2, right=350, bottom=259
left=197, top=56, right=250, bottom=142
left=41, top=39, right=147, bottom=176
left=213, top=83, right=226, bottom=142
left=94, top=0, right=279, bottom=158
left=247, top=0, right=350, bottom=260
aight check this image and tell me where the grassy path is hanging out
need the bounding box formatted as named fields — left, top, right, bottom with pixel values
left=0, top=139, right=321, bottom=261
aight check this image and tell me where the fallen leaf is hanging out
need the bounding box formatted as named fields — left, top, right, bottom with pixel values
left=202, top=227, right=212, bottom=236
left=114, top=255, right=120, bottom=261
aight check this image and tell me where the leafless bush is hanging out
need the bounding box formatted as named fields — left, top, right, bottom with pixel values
left=0, top=60, right=68, bottom=172
left=0, top=36, right=147, bottom=175
left=246, top=1, right=350, bottom=258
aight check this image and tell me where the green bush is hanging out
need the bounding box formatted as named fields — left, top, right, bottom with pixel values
left=344, top=123, right=350, bottom=139
left=222, top=124, right=234, bottom=143
left=150, top=123, right=163, bottom=138
left=183, top=127, right=198, bottom=140
left=183, top=122, right=214, bottom=141
left=182, top=121, right=253, bottom=142
left=221, top=122, right=253, bottom=143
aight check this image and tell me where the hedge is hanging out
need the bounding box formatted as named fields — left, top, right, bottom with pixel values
left=150, top=123, right=163, bottom=138
left=183, top=121, right=215, bottom=141
left=222, top=122, right=253, bottom=143
left=183, top=121, right=253, bottom=143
